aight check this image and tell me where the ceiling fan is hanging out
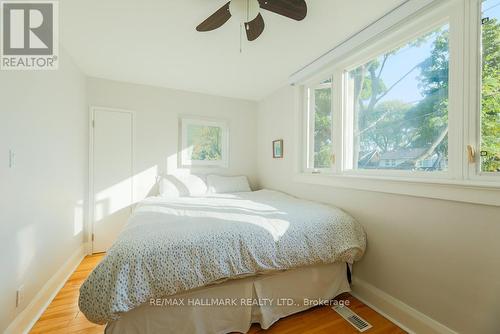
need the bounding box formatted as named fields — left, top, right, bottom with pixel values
left=196, top=0, right=307, bottom=41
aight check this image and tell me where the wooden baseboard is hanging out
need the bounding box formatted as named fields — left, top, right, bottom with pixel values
left=351, top=277, right=458, bottom=334
left=5, top=245, right=86, bottom=334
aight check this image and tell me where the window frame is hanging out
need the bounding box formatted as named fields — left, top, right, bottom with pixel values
left=304, top=77, right=335, bottom=173
left=467, top=0, right=500, bottom=180
left=179, top=117, right=229, bottom=168
left=299, top=0, right=500, bottom=189
left=339, top=16, right=454, bottom=180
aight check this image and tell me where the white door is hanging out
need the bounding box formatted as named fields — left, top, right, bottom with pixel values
left=92, top=108, right=133, bottom=253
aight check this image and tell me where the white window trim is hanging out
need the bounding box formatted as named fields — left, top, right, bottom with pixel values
left=292, top=0, right=500, bottom=206
left=341, top=17, right=457, bottom=178
left=179, top=117, right=229, bottom=168
left=466, top=0, right=500, bottom=181
left=304, top=78, right=334, bottom=172
left=293, top=173, right=500, bottom=206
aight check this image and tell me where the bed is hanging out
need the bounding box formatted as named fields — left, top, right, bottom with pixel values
left=79, top=186, right=366, bottom=334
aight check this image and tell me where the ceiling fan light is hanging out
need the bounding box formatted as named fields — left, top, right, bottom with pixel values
left=229, top=0, right=260, bottom=23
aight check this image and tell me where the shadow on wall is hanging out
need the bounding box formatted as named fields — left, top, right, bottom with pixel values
left=17, top=197, right=87, bottom=282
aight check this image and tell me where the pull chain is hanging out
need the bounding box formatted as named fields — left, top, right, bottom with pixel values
left=239, top=0, right=250, bottom=54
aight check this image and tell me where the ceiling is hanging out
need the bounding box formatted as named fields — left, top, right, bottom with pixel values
left=61, top=0, right=405, bottom=101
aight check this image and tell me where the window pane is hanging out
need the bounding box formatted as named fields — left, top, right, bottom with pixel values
left=481, top=0, right=500, bottom=172
left=187, top=124, right=222, bottom=161
left=347, top=24, right=449, bottom=171
left=310, top=79, right=332, bottom=168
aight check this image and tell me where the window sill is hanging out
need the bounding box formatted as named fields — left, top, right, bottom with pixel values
left=293, top=173, right=500, bottom=206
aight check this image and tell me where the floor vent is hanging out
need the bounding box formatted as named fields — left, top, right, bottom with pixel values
left=332, top=305, right=373, bottom=332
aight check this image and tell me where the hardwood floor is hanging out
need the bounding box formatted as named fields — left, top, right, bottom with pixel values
left=30, top=254, right=405, bottom=334
left=30, top=254, right=105, bottom=334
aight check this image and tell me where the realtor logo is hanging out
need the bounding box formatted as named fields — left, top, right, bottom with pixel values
left=1, top=1, right=58, bottom=70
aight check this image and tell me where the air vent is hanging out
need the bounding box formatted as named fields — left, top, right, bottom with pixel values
left=332, top=305, right=373, bottom=332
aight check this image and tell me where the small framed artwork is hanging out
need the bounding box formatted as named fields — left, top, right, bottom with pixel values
left=273, top=139, right=283, bottom=159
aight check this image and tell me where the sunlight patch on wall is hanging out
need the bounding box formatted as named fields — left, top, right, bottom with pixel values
left=166, top=152, right=178, bottom=174
left=17, top=224, right=36, bottom=280
left=94, top=166, right=159, bottom=222
left=74, top=200, right=84, bottom=236
left=133, top=165, right=158, bottom=202
left=95, top=177, right=132, bottom=222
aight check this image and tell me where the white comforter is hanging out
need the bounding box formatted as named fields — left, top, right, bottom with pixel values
left=79, top=190, right=366, bottom=324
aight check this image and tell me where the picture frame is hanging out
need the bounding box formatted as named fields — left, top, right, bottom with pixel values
left=273, top=139, right=283, bottom=159
left=179, top=117, right=229, bottom=168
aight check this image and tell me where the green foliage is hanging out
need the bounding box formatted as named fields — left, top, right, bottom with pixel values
left=313, top=19, right=499, bottom=172
left=360, top=100, right=412, bottom=152
left=187, top=125, right=222, bottom=161
left=314, top=85, right=333, bottom=168
left=412, top=29, right=449, bottom=157
left=481, top=18, right=500, bottom=172
left=351, top=27, right=450, bottom=170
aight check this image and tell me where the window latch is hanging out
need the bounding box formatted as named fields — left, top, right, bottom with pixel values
left=467, top=145, right=476, bottom=164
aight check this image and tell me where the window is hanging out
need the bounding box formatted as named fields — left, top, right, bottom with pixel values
left=346, top=24, right=449, bottom=172
left=306, top=78, right=333, bottom=169
left=180, top=118, right=229, bottom=167
left=480, top=0, right=500, bottom=172
left=298, top=0, right=500, bottom=189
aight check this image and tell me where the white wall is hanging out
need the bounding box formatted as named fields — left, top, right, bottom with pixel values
left=0, top=51, right=88, bottom=332
left=87, top=77, right=258, bottom=201
left=257, top=86, right=500, bottom=334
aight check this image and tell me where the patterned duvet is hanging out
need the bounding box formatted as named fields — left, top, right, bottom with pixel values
left=79, top=190, right=366, bottom=324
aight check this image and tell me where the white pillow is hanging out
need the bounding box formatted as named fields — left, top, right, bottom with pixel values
left=207, top=175, right=251, bottom=194
left=159, top=173, right=208, bottom=197
left=178, top=173, right=208, bottom=196
left=159, top=176, right=186, bottom=197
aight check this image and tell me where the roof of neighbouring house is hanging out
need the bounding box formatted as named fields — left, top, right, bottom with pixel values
left=380, top=148, right=427, bottom=160
left=359, top=150, right=380, bottom=166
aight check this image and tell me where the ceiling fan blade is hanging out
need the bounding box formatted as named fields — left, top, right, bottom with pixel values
left=245, top=13, right=265, bottom=41
left=196, top=2, right=231, bottom=32
left=258, top=0, right=307, bottom=21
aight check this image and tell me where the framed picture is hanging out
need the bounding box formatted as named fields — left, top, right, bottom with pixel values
left=273, top=139, right=283, bottom=159
left=180, top=117, right=229, bottom=168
